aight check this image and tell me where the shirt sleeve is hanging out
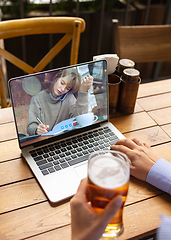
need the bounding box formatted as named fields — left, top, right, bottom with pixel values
left=156, top=215, right=171, bottom=240
left=146, top=158, right=171, bottom=195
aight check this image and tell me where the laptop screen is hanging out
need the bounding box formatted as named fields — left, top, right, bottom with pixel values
left=9, top=60, right=108, bottom=148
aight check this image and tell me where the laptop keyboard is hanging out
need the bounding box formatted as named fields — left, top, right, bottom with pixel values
left=29, top=126, right=119, bottom=176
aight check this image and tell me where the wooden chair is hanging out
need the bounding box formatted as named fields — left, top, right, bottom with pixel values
left=0, top=17, right=86, bottom=108
left=113, top=19, right=171, bottom=63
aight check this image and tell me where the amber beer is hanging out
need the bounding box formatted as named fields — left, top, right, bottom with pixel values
left=87, top=150, right=130, bottom=239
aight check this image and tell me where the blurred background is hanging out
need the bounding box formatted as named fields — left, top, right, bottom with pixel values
left=0, top=0, right=171, bottom=84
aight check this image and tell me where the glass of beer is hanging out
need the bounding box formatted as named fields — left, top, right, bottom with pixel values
left=87, top=149, right=130, bottom=239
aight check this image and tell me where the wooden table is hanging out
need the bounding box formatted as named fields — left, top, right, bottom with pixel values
left=1, top=79, right=171, bottom=240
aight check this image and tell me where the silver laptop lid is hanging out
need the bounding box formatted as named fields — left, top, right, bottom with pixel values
left=9, top=60, right=108, bottom=149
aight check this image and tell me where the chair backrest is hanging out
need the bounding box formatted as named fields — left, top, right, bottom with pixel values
left=113, top=19, right=171, bottom=63
left=0, top=16, right=86, bottom=108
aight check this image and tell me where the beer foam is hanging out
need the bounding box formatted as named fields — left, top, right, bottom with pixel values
left=89, top=155, right=129, bottom=189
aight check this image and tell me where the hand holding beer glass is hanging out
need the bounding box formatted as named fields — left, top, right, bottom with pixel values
left=87, top=150, right=130, bottom=239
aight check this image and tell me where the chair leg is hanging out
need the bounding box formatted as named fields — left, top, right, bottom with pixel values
left=70, top=20, right=81, bottom=65
left=0, top=67, right=7, bottom=108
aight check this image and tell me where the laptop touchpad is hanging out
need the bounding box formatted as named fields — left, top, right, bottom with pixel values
left=74, top=163, right=87, bottom=179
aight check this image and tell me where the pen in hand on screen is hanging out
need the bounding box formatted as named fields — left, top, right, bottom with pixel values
left=36, top=117, right=49, bottom=131
left=36, top=117, right=43, bottom=125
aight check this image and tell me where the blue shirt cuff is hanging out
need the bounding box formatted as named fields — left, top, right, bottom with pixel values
left=146, top=158, right=171, bottom=195
left=157, top=215, right=171, bottom=240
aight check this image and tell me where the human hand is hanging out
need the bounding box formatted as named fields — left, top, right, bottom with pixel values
left=80, top=75, right=93, bottom=92
left=36, top=124, right=49, bottom=135
left=70, top=178, right=123, bottom=240
left=110, top=138, right=159, bottom=181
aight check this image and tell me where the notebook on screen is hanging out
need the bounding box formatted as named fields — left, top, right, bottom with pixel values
left=9, top=60, right=125, bottom=203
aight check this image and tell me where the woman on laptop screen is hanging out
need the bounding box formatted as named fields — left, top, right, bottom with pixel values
left=27, top=68, right=93, bottom=136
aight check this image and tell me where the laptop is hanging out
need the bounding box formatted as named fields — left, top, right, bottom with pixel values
left=9, top=60, right=125, bottom=203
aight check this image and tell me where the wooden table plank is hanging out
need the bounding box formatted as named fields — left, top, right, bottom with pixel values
left=148, top=107, right=171, bottom=125
left=8, top=194, right=171, bottom=240
left=124, top=126, right=171, bottom=146
left=137, top=92, right=171, bottom=111
left=0, top=178, right=46, bottom=214
left=111, top=112, right=156, bottom=133
left=0, top=200, right=71, bottom=240
left=152, top=142, right=171, bottom=163
left=24, top=225, right=71, bottom=240
left=138, top=79, right=171, bottom=98
left=0, top=158, right=33, bottom=186
left=126, top=178, right=163, bottom=205
left=119, top=194, right=171, bottom=240
left=0, top=139, right=21, bottom=162
left=134, top=102, right=144, bottom=113
left=0, top=122, right=17, bottom=142
left=0, top=107, right=14, bottom=124
left=161, top=124, right=171, bottom=138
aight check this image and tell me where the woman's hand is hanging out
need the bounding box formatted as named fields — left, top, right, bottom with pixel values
left=36, top=124, right=49, bottom=135
left=70, top=178, right=123, bottom=240
left=80, top=75, right=93, bottom=92
left=110, top=138, right=159, bottom=181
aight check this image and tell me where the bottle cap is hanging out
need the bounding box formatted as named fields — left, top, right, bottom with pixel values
left=118, top=59, right=135, bottom=73
left=123, top=68, right=140, bottom=83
